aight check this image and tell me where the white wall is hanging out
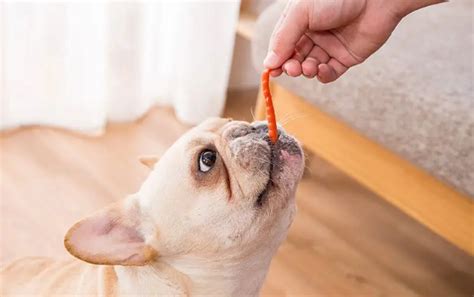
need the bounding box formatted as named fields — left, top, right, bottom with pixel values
left=228, top=35, right=260, bottom=90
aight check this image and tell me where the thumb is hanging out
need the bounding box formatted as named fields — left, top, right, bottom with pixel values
left=264, top=1, right=309, bottom=69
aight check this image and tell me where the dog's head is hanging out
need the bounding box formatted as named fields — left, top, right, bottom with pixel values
left=65, top=118, right=304, bottom=266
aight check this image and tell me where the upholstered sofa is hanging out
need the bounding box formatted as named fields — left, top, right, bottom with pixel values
left=242, top=0, right=473, bottom=255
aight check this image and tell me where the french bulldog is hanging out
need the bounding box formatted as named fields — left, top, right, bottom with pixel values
left=1, top=118, right=305, bottom=296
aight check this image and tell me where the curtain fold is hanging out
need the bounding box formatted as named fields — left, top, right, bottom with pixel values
left=0, top=1, right=239, bottom=134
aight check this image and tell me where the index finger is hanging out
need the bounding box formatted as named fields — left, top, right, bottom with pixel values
left=264, top=1, right=310, bottom=69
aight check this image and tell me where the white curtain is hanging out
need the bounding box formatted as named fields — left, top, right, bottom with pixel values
left=0, top=1, right=239, bottom=134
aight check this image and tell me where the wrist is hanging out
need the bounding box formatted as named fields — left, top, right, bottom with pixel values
left=391, top=0, right=447, bottom=18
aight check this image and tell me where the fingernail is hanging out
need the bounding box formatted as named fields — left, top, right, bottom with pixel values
left=263, top=51, right=280, bottom=68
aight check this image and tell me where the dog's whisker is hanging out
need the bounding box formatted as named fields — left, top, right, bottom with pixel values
left=250, top=108, right=257, bottom=122
left=280, top=112, right=306, bottom=123
left=279, top=114, right=309, bottom=127
left=277, top=112, right=304, bottom=125
left=278, top=112, right=298, bottom=123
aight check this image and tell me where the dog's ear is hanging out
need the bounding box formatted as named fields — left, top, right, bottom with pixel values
left=64, top=198, right=157, bottom=266
left=138, top=155, right=159, bottom=169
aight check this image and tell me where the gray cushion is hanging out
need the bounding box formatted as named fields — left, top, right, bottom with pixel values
left=252, top=1, right=474, bottom=197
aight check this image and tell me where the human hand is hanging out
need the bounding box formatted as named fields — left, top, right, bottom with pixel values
left=264, top=0, right=445, bottom=83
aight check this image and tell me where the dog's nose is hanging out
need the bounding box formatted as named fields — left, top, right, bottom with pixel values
left=251, top=121, right=285, bottom=137
left=252, top=121, right=268, bottom=134
left=227, top=124, right=254, bottom=139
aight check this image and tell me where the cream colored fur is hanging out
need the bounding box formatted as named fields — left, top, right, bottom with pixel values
left=1, top=118, right=305, bottom=296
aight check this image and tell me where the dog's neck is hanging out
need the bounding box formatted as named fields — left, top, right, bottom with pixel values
left=166, top=249, right=276, bottom=296
left=114, top=248, right=276, bottom=296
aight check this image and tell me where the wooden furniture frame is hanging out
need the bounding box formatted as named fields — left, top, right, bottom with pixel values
left=236, top=6, right=473, bottom=256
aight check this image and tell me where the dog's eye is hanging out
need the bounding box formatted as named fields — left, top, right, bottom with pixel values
left=199, top=150, right=217, bottom=172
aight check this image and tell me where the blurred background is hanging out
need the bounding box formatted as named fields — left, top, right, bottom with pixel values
left=1, top=1, right=473, bottom=296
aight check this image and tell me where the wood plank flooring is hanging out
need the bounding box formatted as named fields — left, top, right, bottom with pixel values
left=1, top=96, right=473, bottom=296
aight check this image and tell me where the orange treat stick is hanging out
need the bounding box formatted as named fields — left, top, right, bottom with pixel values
left=261, top=69, right=278, bottom=143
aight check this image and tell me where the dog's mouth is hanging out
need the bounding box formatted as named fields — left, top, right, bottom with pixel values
left=255, top=144, right=275, bottom=207
left=254, top=131, right=303, bottom=207
left=254, top=134, right=281, bottom=207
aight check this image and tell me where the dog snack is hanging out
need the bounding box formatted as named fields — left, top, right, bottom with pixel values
left=261, top=69, right=278, bottom=143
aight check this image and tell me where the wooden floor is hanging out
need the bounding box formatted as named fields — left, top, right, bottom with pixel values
left=1, top=92, right=473, bottom=296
